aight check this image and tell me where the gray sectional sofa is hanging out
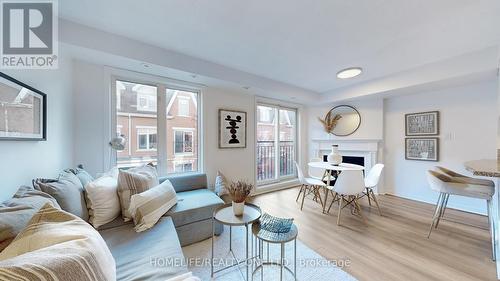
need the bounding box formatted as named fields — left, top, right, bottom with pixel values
left=99, top=173, right=224, bottom=281
left=1, top=171, right=221, bottom=281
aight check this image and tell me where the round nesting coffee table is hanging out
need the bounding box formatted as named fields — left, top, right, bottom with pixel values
left=252, top=223, right=298, bottom=281
left=211, top=203, right=261, bottom=281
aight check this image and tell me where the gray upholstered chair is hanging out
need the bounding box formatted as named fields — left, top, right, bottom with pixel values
left=426, top=169, right=495, bottom=260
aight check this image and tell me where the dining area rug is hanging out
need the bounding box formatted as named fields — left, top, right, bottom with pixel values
left=182, top=225, right=358, bottom=281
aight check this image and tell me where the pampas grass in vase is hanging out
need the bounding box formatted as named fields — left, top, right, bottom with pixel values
left=227, top=180, right=253, bottom=216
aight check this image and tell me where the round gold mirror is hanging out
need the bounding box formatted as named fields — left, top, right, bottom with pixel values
left=320, top=105, right=361, bottom=136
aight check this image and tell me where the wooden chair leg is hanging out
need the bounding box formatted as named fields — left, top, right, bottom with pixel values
left=366, top=188, right=372, bottom=206
left=369, top=189, right=382, bottom=216
left=337, top=196, right=344, bottom=225
left=296, top=185, right=304, bottom=202
left=315, top=187, right=324, bottom=209
left=300, top=185, right=308, bottom=211
left=322, top=187, right=329, bottom=213
left=354, top=197, right=367, bottom=224
left=428, top=193, right=443, bottom=238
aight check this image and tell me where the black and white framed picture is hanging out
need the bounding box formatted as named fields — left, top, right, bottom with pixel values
left=0, top=73, right=47, bottom=141
left=219, top=109, right=247, bottom=148
left=405, top=111, right=439, bottom=136
left=405, top=138, right=439, bottom=161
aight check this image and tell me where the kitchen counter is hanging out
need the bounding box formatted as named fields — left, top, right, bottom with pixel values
left=464, top=159, right=500, bottom=178
left=465, top=158, right=500, bottom=279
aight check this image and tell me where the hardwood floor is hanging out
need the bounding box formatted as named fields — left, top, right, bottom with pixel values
left=250, top=187, right=497, bottom=281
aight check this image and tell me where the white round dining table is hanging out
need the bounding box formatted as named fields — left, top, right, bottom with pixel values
left=307, top=162, right=365, bottom=213
left=307, top=162, right=364, bottom=171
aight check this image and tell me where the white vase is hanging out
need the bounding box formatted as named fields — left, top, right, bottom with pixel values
left=327, top=145, right=342, bottom=165
left=232, top=201, right=245, bottom=216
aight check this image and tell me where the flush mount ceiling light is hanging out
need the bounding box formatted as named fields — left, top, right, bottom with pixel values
left=336, top=67, right=363, bottom=79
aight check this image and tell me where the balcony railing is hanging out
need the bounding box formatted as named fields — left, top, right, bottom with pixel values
left=257, top=141, right=295, bottom=182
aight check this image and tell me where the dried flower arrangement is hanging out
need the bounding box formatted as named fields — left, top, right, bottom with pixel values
left=227, top=180, right=253, bottom=203
left=318, top=111, right=342, bottom=134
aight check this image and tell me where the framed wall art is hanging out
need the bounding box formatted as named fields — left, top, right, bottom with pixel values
left=405, top=111, right=439, bottom=136
left=405, top=138, right=439, bottom=161
left=0, top=72, right=47, bottom=141
left=219, top=109, right=246, bottom=148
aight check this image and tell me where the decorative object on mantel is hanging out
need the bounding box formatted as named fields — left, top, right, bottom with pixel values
left=0, top=72, right=47, bottom=141
left=218, top=109, right=247, bottom=149
left=227, top=180, right=253, bottom=216
left=318, top=111, right=342, bottom=134
left=319, top=105, right=361, bottom=136
left=327, top=145, right=343, bottom=165
left=405, top=111, right=439, bottom=136
left=405, top=138, right=439, bottom=161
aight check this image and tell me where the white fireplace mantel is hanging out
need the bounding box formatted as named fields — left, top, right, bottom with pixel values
left=310, top=138, right=383, bottom=192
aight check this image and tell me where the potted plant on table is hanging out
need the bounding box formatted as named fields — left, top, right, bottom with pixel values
left=227, top=180, right=253, bottom=216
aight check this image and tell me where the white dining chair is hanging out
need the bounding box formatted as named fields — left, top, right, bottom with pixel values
left=426, top=169, right=496, bottom=260
left=327, top=170, right=367, bottom=225
left=360, top=163, right=384, bottom=216
left=308, top=157, right=325, bottom=180
left=295, top=161, right=327, bottom=211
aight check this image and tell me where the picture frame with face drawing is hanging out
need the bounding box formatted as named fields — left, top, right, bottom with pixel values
left=405, top=138, right=439, bottom=161
left=218, top=109, right=247, bottom=148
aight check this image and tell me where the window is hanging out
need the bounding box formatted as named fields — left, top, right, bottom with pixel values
left=166, top=89, right=198, bottom=174
left=137, top=127, right=157, bottom=150
left=174, top=162, right=193, bottom=173
left=256, top=104, right=297, bottom=185
left=174, top=130, right=193, bottom=154
left=177, top=97, right=190, bottom=116
left=114, top=79, right=200, bottom=175
left=137, top=93, right=156, bottom=112
left=258, top=106, right=273, bottom=123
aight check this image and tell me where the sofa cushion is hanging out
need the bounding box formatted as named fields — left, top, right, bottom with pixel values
left=33, top=170, right=89, bottom=221
left=0, top=186, right=60, bottom=251
left=86, top=175, right=121, bottom=229
left=160, top=174, right=207, bottom=193
left=99, top=216, right=187, bottom=281
left=73, top=165, right=95, bottom=187
left=118, top=164, right=159, bottom=221
left=165, top=189, right=224, bottom=228
left=129, top=180, right=177, bottom=232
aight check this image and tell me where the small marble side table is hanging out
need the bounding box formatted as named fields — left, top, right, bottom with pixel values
left=211, top=203, right=261, bottom=280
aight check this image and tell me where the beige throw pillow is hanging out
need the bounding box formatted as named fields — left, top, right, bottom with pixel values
left=0, top=203, right=116, bottom=281
left=129, top=179, right=177, bottom=232
left=85, top=176, right=121, bottom=229
left=117, top=164, right=158, bottom=221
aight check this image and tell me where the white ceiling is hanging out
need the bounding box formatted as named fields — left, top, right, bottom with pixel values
left=59, top=0, right=500, bottom=93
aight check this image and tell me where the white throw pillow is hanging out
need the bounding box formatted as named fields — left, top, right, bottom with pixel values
left=85, top=176, right=121, bottom=229
left=129, top=179, right=177, bottom=232
left=215, top=171, right=228, bottom=196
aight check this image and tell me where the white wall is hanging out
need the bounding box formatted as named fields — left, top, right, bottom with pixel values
left=0, top=54, right=74, bottom=202
left=384, top=80, right=497, bottom=214
left=202, top=88, right=256, bottom=186
left=72, top=60, right=108, bottom=176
